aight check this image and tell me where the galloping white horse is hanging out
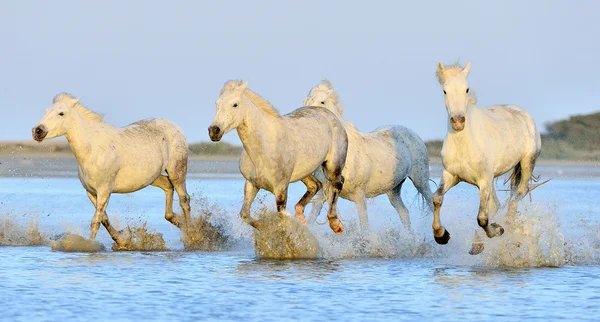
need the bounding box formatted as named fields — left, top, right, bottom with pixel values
left=32, top=93, right=191, bottom=247
left=304, top=81, right=433, bottom=231
left=432, top=63, right=542, bottom=254
left=208, top=80, right=348, bottom=234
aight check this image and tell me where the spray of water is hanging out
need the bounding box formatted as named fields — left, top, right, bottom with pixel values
left=0, top=216, right=45, bottom=246
left=112, top=222, right=168, bottom=251
left=50, top=233, right=105, bottom=252
left=482, top=202, right=572, bottom=268
left=183, top=193, right=233, bottom=251
left=253, top=210, right=321, bottom=259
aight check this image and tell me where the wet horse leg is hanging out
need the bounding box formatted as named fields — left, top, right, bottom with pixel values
left=151, top=175, right=181, bottom=227
left=477, top=178, right=505, bottom=239
left=387, top=181, right=411, bottom=231
left=354, top=194, right=369, bottom=231
left=240, top=180, right=260, bottom=228
left=88, top=190, right=129, bottom=246
left=324, top=163, right=345, bottom=234
left=294, top=175, right=322, bottom=225
left=306, top=190, right=325, bottom=225
left=432, top=170, right=460, bottom=244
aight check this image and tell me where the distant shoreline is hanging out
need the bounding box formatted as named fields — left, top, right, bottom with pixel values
left=2, top=151, right=599, bottom=168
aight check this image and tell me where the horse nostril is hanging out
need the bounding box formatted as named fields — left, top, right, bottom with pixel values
left=35, top=127, right=43, bottom=135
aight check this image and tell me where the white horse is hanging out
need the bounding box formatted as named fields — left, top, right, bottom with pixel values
left=32, top=93, right=191, bottom=248
left=304, top=80, right=433, bottom=231
left=208, top=80, right=348, bottom=234
left=432, top=62, right=542, bottom=255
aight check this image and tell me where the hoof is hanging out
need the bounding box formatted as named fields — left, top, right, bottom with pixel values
left=434, top=229, right=450, bottom=245
left=329, top=218, right=344, bottom=234
left=249, top=220, right=262, bottom=230
left=491, top=223, right=504, bottom=237
left=115, top=229, right=132, bottom=247
left=469, top=242, right=484, bottom=255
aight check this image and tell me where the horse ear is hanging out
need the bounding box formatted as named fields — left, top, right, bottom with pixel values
left=239, top=81, right=248, bottom=92
left=437, top=62, right=445, bottom=75
left=70, top=98, right=81, bottom=108
left=462, top=62, right=471, bottom=77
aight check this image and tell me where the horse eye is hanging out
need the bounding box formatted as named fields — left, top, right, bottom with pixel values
left=320, top=101, right=325, bottom=105
left=233, top=103, right=238, bottom=107
left=466, top=88, right=470, bottom=93
left=443, top=90, right=447, bottom=95
left=59, top=112, right=65, bottom=116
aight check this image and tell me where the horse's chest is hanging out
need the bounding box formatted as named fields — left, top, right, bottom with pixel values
left=442, top=147, right=484, bottom=184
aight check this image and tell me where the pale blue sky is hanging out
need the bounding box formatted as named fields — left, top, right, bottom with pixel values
left=2, top=0, right=599, bottom=143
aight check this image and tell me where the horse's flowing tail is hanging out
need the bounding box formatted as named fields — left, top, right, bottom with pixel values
left=391, top=126, right=434, bottom=214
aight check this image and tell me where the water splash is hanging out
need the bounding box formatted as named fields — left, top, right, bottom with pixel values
left=253, top=210, right=321, bottom=259
left=112, top=222, right=168, bottom=251
left=482, top=203, right=568, bottom=268
left=50, top=233, right=105, bottom=252
left=0, top=216, right=46, bottom=246
left=183, top=193, right=232, bottom=251
left=314, top=220, right=436, bottom=259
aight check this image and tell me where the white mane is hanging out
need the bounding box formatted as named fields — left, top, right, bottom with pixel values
left=308, top=79, right=344, bottom=115
left=436, top=63, right=478, bottom=105
left=220, top=80, right=280, bottom=118
left=53, top=93, right=105, bottom=122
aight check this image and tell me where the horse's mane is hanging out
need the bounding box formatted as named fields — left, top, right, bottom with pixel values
left=308, top=79, right=344, bottom=115
left=436, top=63, right=478, bottom=105
left=53, top=93, right=105, bottom=122
left=221, top=80, right=280, bottom=118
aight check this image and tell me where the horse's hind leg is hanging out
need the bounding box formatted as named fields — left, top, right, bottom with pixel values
left=508, top=155, right=537, bottom=219
left=165, top=158, right=192, bottom=230
left=323, top=162, right=345, bottom=234
left=151, top=175, right=183, bottom=228
left=387, top=181, right=411, bottom=231
left=295, top=175, right=322, bottom=225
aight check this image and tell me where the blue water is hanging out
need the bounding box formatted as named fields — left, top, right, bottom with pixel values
left=1, top=165, right=600, bottom=321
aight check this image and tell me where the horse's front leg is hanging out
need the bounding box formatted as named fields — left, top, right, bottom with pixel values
left=476, top=180, right=505, bottom=239
left=432, top=170, right=460, bottom=244
left=240, top=180, right=260, bottom=229
left=294, top=175, right=322, bottom=225
left=88, top=190, right=130, bottom=247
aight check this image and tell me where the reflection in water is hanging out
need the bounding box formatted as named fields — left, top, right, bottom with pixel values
left=235, top=258, right=342, bottom=280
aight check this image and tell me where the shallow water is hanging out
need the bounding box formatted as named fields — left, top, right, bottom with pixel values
left=1, top=162, right=600, bottom=321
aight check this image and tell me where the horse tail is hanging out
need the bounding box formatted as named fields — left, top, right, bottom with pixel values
left=508, top=162, right=522, bottom=193
left=390, top=125, right=434, bottom=214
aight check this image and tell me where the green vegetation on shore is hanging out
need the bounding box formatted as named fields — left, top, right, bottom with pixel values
left=2, top=111, right=599, bottom=161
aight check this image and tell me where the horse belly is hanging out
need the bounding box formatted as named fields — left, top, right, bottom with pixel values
left=112, top=163, right=163, bottom=193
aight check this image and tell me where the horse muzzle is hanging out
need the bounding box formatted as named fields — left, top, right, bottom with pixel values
left=32, top=125, right=48, bottom=142
left=208, top=125, right=223, bottom=142
left=450, top=116, right=465, bottom=132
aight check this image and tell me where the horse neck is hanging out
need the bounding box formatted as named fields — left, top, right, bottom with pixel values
left=65, top=113, right=104, bottom=164
left=236, top=99, right=283, bottom=163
